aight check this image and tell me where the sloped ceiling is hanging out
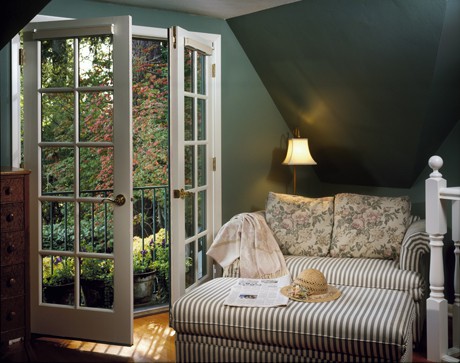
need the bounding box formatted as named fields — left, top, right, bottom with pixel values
left=228, top=0, right=460, bottom=187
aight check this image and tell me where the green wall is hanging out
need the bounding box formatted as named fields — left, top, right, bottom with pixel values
left=228, top=0, right=460, bottom=190
left=300, top=119, right=460, bottom=220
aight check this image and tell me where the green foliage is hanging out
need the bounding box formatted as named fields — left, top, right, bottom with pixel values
left=80, top=257, right=114, bottom=283
left=133, top=228, right=168, bottom=275
left=133, top=237, right=155, bottom=274
left=42, top=203, right=113, bottom=253
left=43, top=256, right=74, bottom=286
left=132, top=39, right=169, bottom=188
left=151, top=228, right=169, bottom=282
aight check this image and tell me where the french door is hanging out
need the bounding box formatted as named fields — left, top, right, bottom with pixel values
left=22, top=17, right=221, bottom=345
left=169, top=26, right=221, bottom=303
left=23, top=16, right=133, bottom=345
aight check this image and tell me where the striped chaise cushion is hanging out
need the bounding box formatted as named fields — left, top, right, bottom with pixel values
left=171, top=278, right=415, bottom=362
left=284, top=256, right=424, bottom=301
left=285, top=255, right=425, bottom=346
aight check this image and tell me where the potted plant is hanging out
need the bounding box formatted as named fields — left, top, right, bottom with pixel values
left=42, top=256, right=75, bottom=305
left=133, top=228, right=172, bottom=305
left=133, top=235, right=156, bottom=305
left=150, top=228, right=170, bottom=304
left=80, top=256, right=114, bottom=308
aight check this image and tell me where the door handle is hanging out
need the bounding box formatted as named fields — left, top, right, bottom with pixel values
left=102, top=194, right=126, bottom=206
left=173, top=188, right=194, bottom=199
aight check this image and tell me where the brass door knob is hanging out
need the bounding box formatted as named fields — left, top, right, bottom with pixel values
left=173, top=189, right=194, bottom=199
left=101, top=194, right=126, bottom=206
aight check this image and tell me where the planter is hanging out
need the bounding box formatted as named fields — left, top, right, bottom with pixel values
left=81, top=279, right=113, bottom=308
left=43, top=283, right=75, bottom=305
left=134, top=271, right=156, bottom=305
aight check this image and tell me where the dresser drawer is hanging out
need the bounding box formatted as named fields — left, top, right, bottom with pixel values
left=0, top=231, right=24, bottom=266
left=0, top=327, right=25, bottom=346
left=0, top=296, right=24, bottom=333
left=0, top=204, right=24, bottom=233
left=0, top=178, right=24, bottom=204
left=1, top=264, right=25, bottom=298
left=0, top=169, right=29, bottom=350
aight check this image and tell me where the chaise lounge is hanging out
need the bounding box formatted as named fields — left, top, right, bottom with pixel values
left=170, top=192, right=430, bottom=362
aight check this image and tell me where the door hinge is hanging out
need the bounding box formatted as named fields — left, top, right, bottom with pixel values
left=19, top=48, right=24, bottom=66
left=172, top=27, right=177, bottom=49
left=212, top=64, right=216, bottom=78
left=212, top=157, right=217, bottom=171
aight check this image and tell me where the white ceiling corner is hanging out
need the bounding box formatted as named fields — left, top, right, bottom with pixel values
left=94, top=0, right=301, bottom=19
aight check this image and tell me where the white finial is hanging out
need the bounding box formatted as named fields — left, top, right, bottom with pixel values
left=428, top=155, right=443, bottom=178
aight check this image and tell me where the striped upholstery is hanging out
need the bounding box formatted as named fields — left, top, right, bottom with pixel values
left=284, top=256, right=425, bottom=345
left=399, top=220, right=430, bottom=273
left=175, top=335, right=412, bottom=363
left=171, top=278, right=415, bottom=362
left=285, top=256, right=424, bottom=300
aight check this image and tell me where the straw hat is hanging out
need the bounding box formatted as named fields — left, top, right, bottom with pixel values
left=280, top=269, right=341, bottom=303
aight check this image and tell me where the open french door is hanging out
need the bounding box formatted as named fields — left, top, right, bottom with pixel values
left=169, top=26, right=221, bottom=303
left=23, top=16, right=133, bottom=345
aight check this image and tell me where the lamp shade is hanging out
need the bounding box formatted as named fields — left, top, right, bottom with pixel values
left=282, top=138, right=317, bottom=165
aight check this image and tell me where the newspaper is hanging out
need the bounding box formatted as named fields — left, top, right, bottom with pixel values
left=223, top=274, right=291, bottom=307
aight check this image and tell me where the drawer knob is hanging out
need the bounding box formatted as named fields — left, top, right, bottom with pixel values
left=7, top=244, right=15, bottom=253
left=8, top=278, right=17, bottom=287
left=7, top=311, right=17, bottom=321
left=6, top=213, right=14, bottom=222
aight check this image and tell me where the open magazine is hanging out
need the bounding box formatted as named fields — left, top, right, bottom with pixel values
left=223, top=274, right=291, bottom=307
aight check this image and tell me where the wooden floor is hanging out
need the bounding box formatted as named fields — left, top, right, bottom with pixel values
left=2, top=313, right=175, bottom=362
left=2, top=311, right=430, bottom=362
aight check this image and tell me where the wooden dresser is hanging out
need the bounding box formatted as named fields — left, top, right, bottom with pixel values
left=0, top=167, right=30, bottom=350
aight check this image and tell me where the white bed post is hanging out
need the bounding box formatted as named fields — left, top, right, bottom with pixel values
left=453, top=199, right=460, bottom=350
left=426, top=155, right=449, bottom=362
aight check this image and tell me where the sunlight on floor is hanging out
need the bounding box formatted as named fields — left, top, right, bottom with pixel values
left=39, top=313, right=175, bottom=362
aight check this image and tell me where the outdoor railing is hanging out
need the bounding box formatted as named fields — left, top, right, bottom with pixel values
left=42, top=185, right=169, bottom=251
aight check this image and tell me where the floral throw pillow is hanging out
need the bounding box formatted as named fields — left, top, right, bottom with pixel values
left=265, top=192, right=334, bottom=257
left=330, top=193, right=411, bottom=260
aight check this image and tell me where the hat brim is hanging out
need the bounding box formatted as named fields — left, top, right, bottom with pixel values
left=280, top=284, right=341, bottom=303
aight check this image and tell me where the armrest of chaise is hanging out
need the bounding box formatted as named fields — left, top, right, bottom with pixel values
left=399, top=219, right=430, bottom=276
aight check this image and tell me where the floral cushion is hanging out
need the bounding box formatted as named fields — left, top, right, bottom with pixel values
left=330, top=193, right=411, bottom=260
left=265, top=192, right=334, bottom=257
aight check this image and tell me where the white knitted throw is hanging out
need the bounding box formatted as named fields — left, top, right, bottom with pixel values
left=207, top=211, right=289, bottom=279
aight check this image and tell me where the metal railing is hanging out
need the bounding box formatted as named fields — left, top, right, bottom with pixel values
left=42, top=185, right=169, bottom=251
